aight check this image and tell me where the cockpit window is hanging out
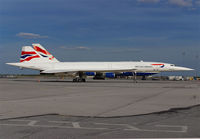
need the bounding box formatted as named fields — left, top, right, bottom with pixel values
left=170, top=64, right=175, bottom=66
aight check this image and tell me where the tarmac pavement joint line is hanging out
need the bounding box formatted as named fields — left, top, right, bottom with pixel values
left=0, top=119, right=188, bottom=133
left=95, top=88, right=174, bottom=117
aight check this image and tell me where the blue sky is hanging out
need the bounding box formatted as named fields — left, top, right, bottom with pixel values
left=0, top=0, right=200, bottom=75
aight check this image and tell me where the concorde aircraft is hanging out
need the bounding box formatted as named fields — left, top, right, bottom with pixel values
left=6, top=44, right=194, bottom=82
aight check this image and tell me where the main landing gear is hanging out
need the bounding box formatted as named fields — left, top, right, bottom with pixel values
left=73, top=72, right=86, bottom=82
left=73, top=78, right=86, bottom=82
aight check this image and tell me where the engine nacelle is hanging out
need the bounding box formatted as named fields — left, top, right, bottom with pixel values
left=85, top=72, right=96, bottom=76
left=93, top=72, right=115, bottom=79
left=122, top=72, right=157, bottom=76
left=122, top=72, right=133, bottom=76
left=105, top=72, right=115, bottom=78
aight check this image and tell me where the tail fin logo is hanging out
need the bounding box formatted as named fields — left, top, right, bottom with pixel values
left=33, top=45, right=55, bottom=60
left=20, top=51, right=40, bottom=62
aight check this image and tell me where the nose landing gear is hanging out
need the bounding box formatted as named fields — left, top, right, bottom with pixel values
left=133, top=71, right=137, bottom=83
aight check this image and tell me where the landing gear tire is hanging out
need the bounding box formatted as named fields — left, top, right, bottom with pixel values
left=73, top=79, right=77, bottom=82
left=142, top=76, right=146, bottom=80
left=73, top=72, right=86, bottom=82
left=73, top=78, right=86, bottom=82
left=81, top=78, right=86, bottom=82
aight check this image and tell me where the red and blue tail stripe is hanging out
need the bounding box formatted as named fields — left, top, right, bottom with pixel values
left=34, top=46, right=50, bottom=55
left=20, top=51, right=40, bottom=62
left=33, top=46, right=55, bottom=60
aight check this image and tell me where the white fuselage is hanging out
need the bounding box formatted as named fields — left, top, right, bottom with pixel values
left=7, top=61, right=193, bottom=73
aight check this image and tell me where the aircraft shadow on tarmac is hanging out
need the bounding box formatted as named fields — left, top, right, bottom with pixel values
left=10, top=78, right=182, bottom=84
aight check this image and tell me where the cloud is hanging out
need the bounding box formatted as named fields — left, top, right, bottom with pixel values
left=137, top=0, right=160, bottom=3
left=60, top=46, right=91, bottom=50
left=195, top=0, right=200, bottom=6
left=168, top=0, right=193, bottom=7
left=137, top=0, right=198, bottom=8
left=16, top=32, right=48, bottom=39
left=120, top=36, right=167, bottom=42
left=112, top=48, right=142, bottom=53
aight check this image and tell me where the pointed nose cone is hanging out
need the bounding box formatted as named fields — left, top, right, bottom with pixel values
left=6, top=63, right=22, bottom=67
left=174, top=66, right=194, bottom=71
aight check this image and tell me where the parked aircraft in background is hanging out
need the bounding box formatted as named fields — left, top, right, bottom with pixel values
left=6, top=44, right=194, bottom=82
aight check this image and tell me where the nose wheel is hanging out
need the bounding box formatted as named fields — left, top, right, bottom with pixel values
left=133, top=71, right=137, bottom=83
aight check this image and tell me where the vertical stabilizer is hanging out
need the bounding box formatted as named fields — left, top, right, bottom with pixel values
left=20, top=46, right=41, bottom=63
left=20, top=46, right=57, bottom=63
left=32, top=43, right=59, bottom=62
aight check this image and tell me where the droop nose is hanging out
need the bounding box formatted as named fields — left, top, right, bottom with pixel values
left=174, top=66, right=194, bottom=71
